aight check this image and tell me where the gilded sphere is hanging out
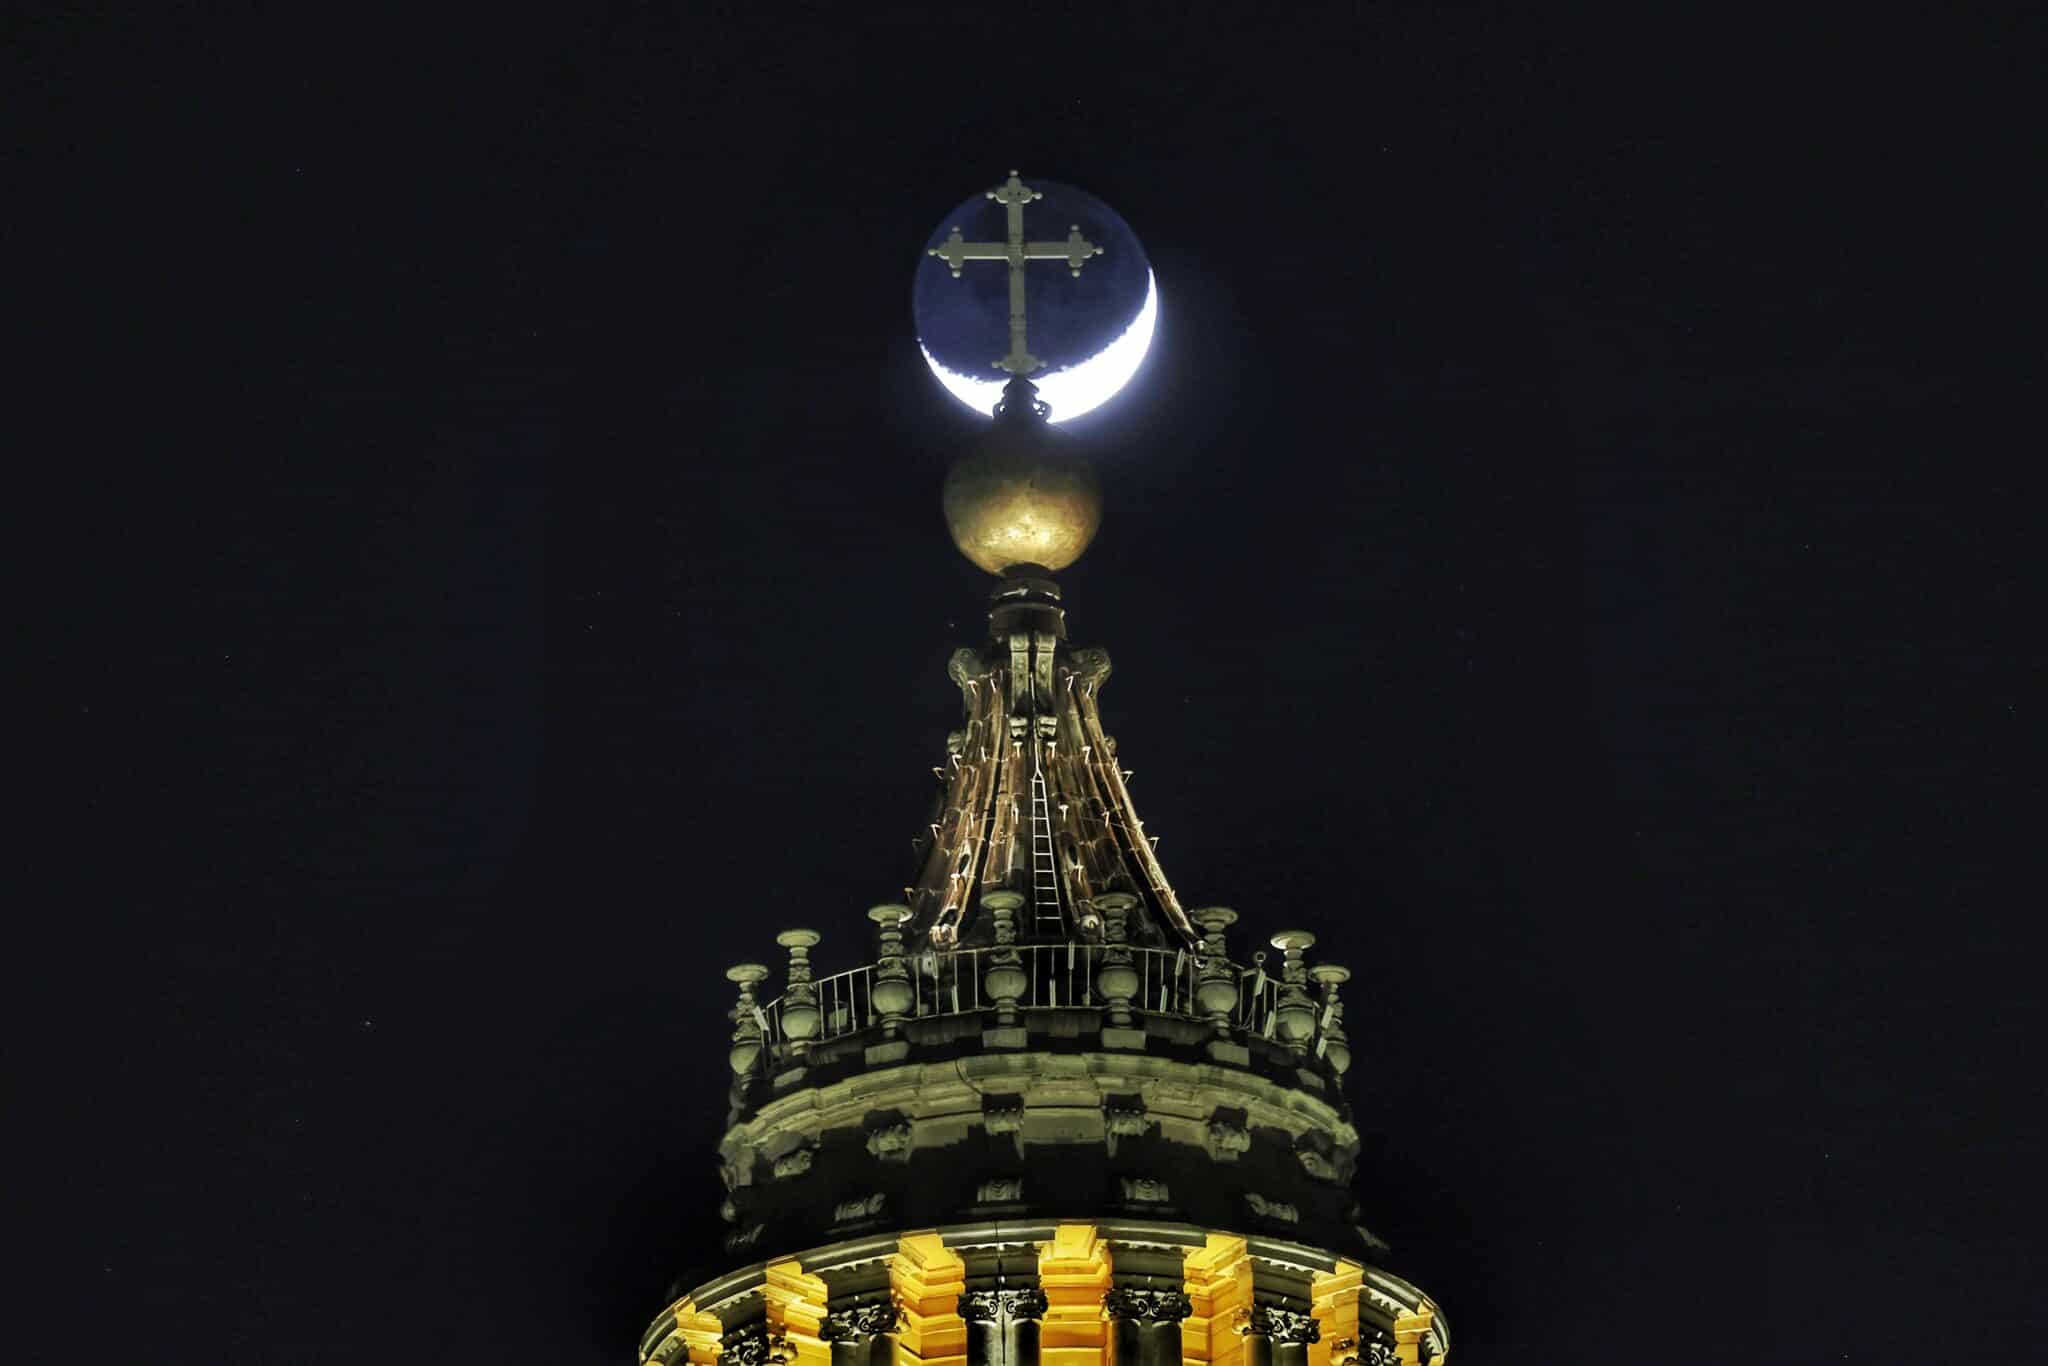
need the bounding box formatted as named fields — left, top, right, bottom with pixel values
left=942, top=426, right=1102, bottom=575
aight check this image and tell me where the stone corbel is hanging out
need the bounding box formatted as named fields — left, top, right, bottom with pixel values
left=1204, top=1113, right=1252, bottom=1162
left=832, top=1192, right=887, bottom=1223
left=1244, top=1192, right=1300, bottom=1224
left=820, top=1301, right=900, bottom=1343
left=983, top=1093, right=1027, bottom=1160
left=1102, top=1095, right=1149, bottom=1156
left=865, top=1120, right=914, bottom=1162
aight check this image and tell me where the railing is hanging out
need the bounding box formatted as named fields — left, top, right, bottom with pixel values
left=755, top=944, right=1284, bottom=1049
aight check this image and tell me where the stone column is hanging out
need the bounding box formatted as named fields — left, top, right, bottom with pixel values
left=777, top=928, right=823, bottom=1057
left=726, top=963, right=771, bottom=1079
left=868, top=905, right=914, bottom=1035
left=1309, top=963, right=1352, bottom=1075
left=1269, top=930, right=1319, bottom=1056
left=822, top=1301, right=899, bottom=1366
left=960, top=1287, right=1046, bottom=1366
left=1102, top=1287, right=1192, bottom=1366
left=1094, top=892, right=1143, bottom=1045
left=1191, top=907, right=1240, bottom=1035
left=981, top=889, right=1029, bottom=1045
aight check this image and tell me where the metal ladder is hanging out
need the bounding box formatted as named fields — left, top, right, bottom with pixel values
left=1029, top=750, right=1063, bottom=937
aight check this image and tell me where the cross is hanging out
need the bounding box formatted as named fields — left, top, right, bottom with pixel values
left=928, top=170, right=1103, bottom=376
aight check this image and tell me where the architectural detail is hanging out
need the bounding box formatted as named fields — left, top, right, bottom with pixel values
left=926, top=170, right=1102, bottom=378
left=1204, top=1115, right=1252, bottom=1161
left=1038, top=1223, right=1113, bottom=1366
left=1309, top=964, right=1352, bottom=1075
left=635, top=173, right=1450, bottom=1366
left=888, top=1233, right=967, bottom=1366
left=1099, top=1288, right=1191, bottom=1322
left=1101, top=1096, right=1149, bottom=1154
left=975, top=1176, right=1024, bottom=1202
left=1118, top=1176, right=1170, bottom=1203
left=722, top=1331, right=791, bottom=1366
left=1297, top=1147, right=1339, bottom=1182
left=1241, top=1305, right=1320, bottom=1346
left=958, top=1289, right=1048, bottom=1323
left=1244, top=1192, right=1300, bottom=1223
left=832, top=1193, right=886, bottom=1222
left=865, top=1122, right=914, bottom=1162
left=982, top=1093, right=1028, bottom=1160
left=821, top=1302, right=901, bottom=1343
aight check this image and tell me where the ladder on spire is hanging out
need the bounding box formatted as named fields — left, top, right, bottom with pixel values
left=1029, top=749, right=1063, bottom=937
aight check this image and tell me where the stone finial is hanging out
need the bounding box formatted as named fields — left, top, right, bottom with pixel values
left=776, top=929, right=823, bottom=1049
left=1094, top=892, right=1141, bottom=1030
left=980, top=890, right=1029, bottom=1028
left=867, top=905, right=914, bottom=1036
left=1270, top=929, right=1318, bottom=1052
left=726, top=963, right=772, bottom=1077
left=1190, top=906, right=1239, bottom=1036
left=1310, top=962, right=1353, bottom=1075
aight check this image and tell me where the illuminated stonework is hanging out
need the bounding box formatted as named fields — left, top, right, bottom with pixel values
left=640, top=561, right=1448, bottom=1365
left=639, top=1226, right=1446, bottom=1366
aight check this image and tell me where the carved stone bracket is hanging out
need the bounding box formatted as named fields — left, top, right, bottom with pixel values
left=958, top=1288, right=1048, bottom=1323
left=1244, top=1192, right=1300, bottom=1223
left=1204, top=1116, right=1251, bottom=1161
left=983, top=1094, right=1027, bottom=1160
left=1331, top=1333, right=1401, bottom=1366
left=833, top=1192, right=886, bottom=1223
left=1101, top=1287, right=1193, bottom=1322
left=1119, top=1175, right=1170, bottom=1203
left=1296, top=1147, right=1338, bottom=1181
left=975, top=1176, right=1024, bottom=1202
left=722, top=1329, right=791, bottom=1366
left=821, top=1301, right=901, bottom=1343
left=1238, top=1305, right=1320, bottom=1345
left=1102, top=1096, right=1149, bottom=1156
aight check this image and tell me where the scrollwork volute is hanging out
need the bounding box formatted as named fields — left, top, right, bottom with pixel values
left=1101, top=1287, right=1192, bottom=1322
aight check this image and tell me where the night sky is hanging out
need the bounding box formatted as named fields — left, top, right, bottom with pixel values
left=27, top=6, right=2042, bottom=1363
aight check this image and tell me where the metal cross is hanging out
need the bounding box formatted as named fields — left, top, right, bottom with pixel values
left=928, top=170, right=1103, bottom=376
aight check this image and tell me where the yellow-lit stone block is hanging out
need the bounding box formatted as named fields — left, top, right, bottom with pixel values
left=765, top=1258, right=833, bottom=1366
left=1308, top=1262, right=1363, bottom=1366
left=1181, top=1232, right=1252, bottom=1366
left=891, top=1233, right=968, bottom=1366
left=675, top=1298, right=726, bottom=1365
left=1038, top=1222, right=1113, bottom=1366
left=1392, top=1307, right=1434, bottom=1366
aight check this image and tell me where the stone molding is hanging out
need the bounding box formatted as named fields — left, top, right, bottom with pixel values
left=641, top=1225, right=1447, bottom=1366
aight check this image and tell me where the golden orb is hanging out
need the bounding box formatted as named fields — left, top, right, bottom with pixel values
left=942, top=417, right=1102, bottom=575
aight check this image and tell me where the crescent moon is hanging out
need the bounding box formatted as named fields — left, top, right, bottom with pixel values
left=920, top=272, right=1159, bottom=424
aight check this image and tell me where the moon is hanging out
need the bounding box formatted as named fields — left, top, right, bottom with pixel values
left=920, top=274, right=1158, bottom=423
left=913, top=178, right=1157, bottom=423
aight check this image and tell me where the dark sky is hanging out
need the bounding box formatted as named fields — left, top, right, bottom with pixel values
left=26, top=5, right=2043, bottom=1363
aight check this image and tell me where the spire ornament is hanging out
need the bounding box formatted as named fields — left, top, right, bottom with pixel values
left=927, top=170, right=1103, bottom=377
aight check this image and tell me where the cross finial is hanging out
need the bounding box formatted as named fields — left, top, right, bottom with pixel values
left=926, top=171, right=1104, bottom=377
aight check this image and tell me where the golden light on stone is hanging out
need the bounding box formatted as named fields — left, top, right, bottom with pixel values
left=942, top=436, right=1102, bottom=575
